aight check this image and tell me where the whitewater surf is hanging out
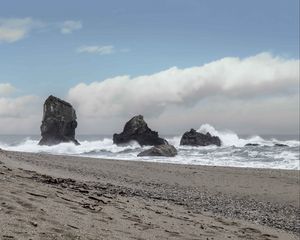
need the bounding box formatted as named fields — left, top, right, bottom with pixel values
left=0, top=124, right=299, bottom=170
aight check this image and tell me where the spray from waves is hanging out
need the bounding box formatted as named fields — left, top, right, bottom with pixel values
left=0, top=138, right=143, bottom=156
left=196, top=124, right=299, bottom=147
left=166, top=124, right=299, bottom=148
left=0, top=125, right=299, bottom=170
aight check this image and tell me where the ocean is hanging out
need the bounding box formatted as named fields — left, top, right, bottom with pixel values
left=0, top=124, right=299, bottom=170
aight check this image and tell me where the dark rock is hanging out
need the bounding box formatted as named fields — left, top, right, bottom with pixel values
left=245, top=143, right=260, bottom=147
left=113, top=115, right=168, bottom=146
left=180, top=129, right=221, bottom=146
left=274, top=143, right=288, bottom=147
left=39, top=95, right=80, bottom=146
left=137, top=144, right=177, bottom=157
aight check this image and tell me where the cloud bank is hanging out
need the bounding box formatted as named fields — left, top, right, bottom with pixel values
left=0, top=86, right=41, bottom=134
left=0, top=53, right=298, bottom=135
left=68, top=53, right=299, bottom=120
left=0, top=83, right=41, bottom=134
left=0, top=95, right=39, bottom=118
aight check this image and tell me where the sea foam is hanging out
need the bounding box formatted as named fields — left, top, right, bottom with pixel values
left=0, top=124, right=299, bottom=170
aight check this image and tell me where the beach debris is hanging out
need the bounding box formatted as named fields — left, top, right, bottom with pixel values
left=113, top=115, right=168, bottom=146
left=88, top=195, right=107, bottom=204
left=26, top=191, right=48, bottom=198
left=59, top=196, right=80, bottom=204
left=138, top=144, right=178, bottom=157
left=41, top=175, right=76, bottom=186
left=38, top=95, right=80, bottom=146
left=78, top=188, right=89, bottom=194
left=2, top=235, right=15, bottom=239
left=180, top=129, right=221, bottom=146
left=164, top=229, right=180, bottom=236
left=81, top=203, right=102, bottom=212
left=30, top=221, right=38, bottom=227
left=57, top=194, right=103, bottom=211
left=102, top=194, right=114, bottom=199
left=2, top=166, right=12, bottom=171
left=67, top=224, right=79, bottom=229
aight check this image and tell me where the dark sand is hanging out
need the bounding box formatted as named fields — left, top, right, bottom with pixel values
left=0, top=150, right=299, bottom=239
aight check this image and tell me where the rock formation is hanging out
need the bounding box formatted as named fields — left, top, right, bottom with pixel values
left=39, top=95, right=80, bottom=146
left=274, top=143, right=288, bottom=147
left=180, top=129, right=221, bottom=146
left=138, top=144, right=177, bottom=157
left=245, top=143, right=260, bottom=147
left=113, top=115, right=168, bottom=146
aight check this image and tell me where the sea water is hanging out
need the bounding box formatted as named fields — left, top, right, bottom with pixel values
left=0, top=124, right=299, bottom=170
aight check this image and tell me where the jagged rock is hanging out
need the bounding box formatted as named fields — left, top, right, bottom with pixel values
left=113, top=115, right=168, bottom=146
left=138, top=144, right=177, bottom=157
left=180, top=129, right=221, bottom=146
left=274, top=143, right=288, bottom=147
left=39, top=95, right=80, bottom=146
left=245, top=143, right=260, bottom=147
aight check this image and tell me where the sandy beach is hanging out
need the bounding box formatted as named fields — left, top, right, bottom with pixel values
left=0, top=149, right=298, bottom=240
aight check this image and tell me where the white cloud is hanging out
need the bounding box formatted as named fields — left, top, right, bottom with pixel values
left=0, top=53, right=298, bottom=135
left=72, top=94, right=299, bottom=135
left=0, top=95, right=39, bottom=118
left=0, top=89, right=41, bottom=134
left=0, top=83, right=41, bottom=134
left=148, top=95, right=299, bottom=135
left=68, top=53, right=299, bottom=120
left=77, top=45, right=115, bottom=55
left=0, top=18, right=42, bottom=43
left=0, top=83, right=15, bottom=96
left=60, top=20, right=82, bottom=34
left=0, top=18, right=82, bottom=43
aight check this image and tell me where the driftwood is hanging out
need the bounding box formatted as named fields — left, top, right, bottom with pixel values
left=26, top=191, right=47, bottom=198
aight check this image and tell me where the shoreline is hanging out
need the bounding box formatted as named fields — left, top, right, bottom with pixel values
left=1, top=149, right=299, bottom=239
left=2, top=148, right=300, bottom=171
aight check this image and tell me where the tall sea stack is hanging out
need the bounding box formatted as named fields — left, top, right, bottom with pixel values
left=39, top=95, right=79, bottom=146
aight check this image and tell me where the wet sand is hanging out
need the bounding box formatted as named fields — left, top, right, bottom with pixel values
left=0, top=149, right=299, bottom=239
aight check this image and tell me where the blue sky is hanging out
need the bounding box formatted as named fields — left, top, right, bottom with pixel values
left=0, top=0, right=299, bottom=134
left=0, top=0, right=299, bottom=97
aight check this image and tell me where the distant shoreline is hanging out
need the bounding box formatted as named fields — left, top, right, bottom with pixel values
left=9, top=149, right=300, bottom=171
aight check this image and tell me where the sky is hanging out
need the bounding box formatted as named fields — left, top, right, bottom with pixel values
left=0, top=0, right=299, bottom=135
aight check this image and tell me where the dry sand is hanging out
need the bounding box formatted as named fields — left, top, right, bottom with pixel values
left=0, top=149, right=299, bottom=240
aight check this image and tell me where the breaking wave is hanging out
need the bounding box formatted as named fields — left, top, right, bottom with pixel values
left=0, top=124, right=299, bottom=170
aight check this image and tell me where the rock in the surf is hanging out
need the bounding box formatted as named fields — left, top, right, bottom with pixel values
left=113, top=115, right=168, bottom=146
left=245, top=143, right=260, bottom=147
left=274, top=143, right=288, bottom=147
left=39, top=95, right=80, bottom=146
left=180, top=128, right=221, bottom=146
left=137, top=144, right=177, bottom=157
